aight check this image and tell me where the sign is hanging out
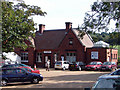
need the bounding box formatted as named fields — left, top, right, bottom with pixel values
left=61, top=56, right=64, bottom=61
left=91, top=52, right=98, bottom=59
left=44, top=51, right=51, bottom=54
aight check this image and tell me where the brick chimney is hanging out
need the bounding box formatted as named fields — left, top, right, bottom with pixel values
left=65, top=22, right=72, bottom=32
left=39, top=24, right=45, bottom=34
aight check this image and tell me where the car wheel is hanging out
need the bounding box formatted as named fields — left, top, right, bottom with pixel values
left=31, top=78, right=39, bottom=84
left=78, top=66, right=81, bottom=71
left=63, top=67, right=66, bottom=71
left=1, top=79, right=7, bottom=86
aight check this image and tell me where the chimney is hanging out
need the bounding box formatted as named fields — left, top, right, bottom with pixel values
left=65, top=22, right=72, bottom=32
left=39, top=24, right=45, bottom=34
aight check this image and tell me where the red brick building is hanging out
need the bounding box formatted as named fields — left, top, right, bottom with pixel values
left=15, top=22, right=118, bottom=68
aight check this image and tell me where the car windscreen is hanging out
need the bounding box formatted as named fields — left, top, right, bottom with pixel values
left=89, top=62, right=97, bottom=65
left=103, top=62, right=111, bottom=65
left=55, top=62, right=62, bottom=64
left=19, top=64, right=29, bottom=67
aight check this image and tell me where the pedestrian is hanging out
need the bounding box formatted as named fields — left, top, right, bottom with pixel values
left=46, top=60, right=50, bottom=71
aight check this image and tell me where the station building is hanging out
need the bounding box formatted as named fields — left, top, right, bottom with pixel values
left=15, top=22, right=118, bottom=68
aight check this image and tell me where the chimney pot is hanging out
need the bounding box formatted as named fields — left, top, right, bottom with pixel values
left=65, top=22, right=72, bottom=32
left=39, top=24, right=45, bottom=34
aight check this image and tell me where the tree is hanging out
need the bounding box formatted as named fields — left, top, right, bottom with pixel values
left=81, top=1, right=120, bottom=32
left=2, top=1, right=47, bottom=52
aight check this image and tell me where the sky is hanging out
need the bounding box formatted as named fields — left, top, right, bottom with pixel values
left=22, top=0, right=97, bottom=30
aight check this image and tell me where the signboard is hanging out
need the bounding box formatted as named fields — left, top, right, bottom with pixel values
left=91, top=52, right=98, bottom=59
left=44, top=51, right=51, bottom=54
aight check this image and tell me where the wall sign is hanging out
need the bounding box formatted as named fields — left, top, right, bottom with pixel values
left=44, top=51, right=52, bottom=54
left=91, top=52, right=98, bottom=59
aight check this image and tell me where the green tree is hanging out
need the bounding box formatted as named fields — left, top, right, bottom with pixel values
left=2, top=1, right=47, bottom=52
left=81, top=1, right=120, bottom=32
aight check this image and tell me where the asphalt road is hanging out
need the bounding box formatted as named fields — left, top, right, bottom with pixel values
left=1, top=68, right=110, bottom=89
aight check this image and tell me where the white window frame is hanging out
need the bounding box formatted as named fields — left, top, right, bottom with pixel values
left=36, top=52, right=42, bottom=62
left=21, top=52, right=28, bottom=62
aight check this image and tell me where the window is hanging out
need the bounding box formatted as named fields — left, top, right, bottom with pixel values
left=66, top=53, right=76, bottom=63
left=91, top=52, right=98, bottom=59
left=22, top=68, right=32, bottom=72
left=21, top=52, right=28, bottom=62
left=69, top=40, right=73, bottom=45
left=36, top=52, right=42, bottom=62
left=54, top=53, right=58, bottom=62
left=5, top=69, right=16, bottom=74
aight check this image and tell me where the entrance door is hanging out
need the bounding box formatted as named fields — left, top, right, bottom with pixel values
left=66, top=53, right=76, bottom=63
left=45, top=55, right=51, bottom=67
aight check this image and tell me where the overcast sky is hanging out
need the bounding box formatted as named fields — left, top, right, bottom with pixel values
left=23, top=0, right=97, bottom=30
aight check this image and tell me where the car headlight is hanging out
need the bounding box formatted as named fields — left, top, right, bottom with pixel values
left=40, top=74, right=43, bottom=77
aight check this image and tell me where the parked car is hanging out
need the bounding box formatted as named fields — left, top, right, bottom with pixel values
left=0, top=68, right=43, bottom=86
left=93, top=69, right=120, bottom=89
left=2, top=64, right=40, bottom=74
left=54, top=61, right=69, bottom=70
left=100, top=62, right=117, bottom=71
left=19, top=66, right=40, bottom=74
left=69, top=62, right=86, bottom=71
left=98, top=69, right=120, bottom=80
left=92, top=78, right=120, bottom=89
left=85, top=61, right=102, bottom=70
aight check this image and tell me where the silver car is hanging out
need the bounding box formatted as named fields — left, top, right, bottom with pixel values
left=92, top=78, right=120, bottom=89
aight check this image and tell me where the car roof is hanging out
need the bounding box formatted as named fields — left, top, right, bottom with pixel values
left=2, top=67, right=22, bottom=70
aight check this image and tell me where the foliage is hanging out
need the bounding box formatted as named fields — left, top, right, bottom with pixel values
left=88, top=31, right=120, bottom=46
left=81, top=1, right=120, bottom=32
left=2, top=1, right=47, bottom=52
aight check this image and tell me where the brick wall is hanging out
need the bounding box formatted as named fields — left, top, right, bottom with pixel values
left=58, top=29, right=86, bottom=63
left=86, top=48, right=118, bottom=64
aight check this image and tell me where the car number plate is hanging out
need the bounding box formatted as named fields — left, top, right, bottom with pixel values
left=71, top=65, right=74, bottom=67
left=56, top=65, right=59, bottom=66
left=102, top=68, right=105, bottom=70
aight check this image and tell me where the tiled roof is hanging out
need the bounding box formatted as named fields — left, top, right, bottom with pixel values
left=34, top=29, right=94, bottom=50
left=72, top=29, right=94, bottom=48
left=34, top=29, right=66, bottom=49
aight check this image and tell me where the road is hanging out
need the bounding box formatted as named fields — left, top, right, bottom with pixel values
left=1, top=68, right=110, bottom=89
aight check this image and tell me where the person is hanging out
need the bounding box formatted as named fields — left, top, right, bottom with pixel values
left=46, top=60, right=50, bottom=71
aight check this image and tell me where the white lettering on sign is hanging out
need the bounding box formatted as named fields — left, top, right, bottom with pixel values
left=91, top=52, right=98, bottom=59
left=44, top=51, right=51, bottom=53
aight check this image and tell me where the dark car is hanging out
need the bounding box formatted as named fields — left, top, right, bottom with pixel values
left=100, top=62, right=117, bottom=71
left=69, top=62, right=86, bottom=71
left=0, top=68, right=43, bottom=86
left=85, top=61, right=102, bottom=71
